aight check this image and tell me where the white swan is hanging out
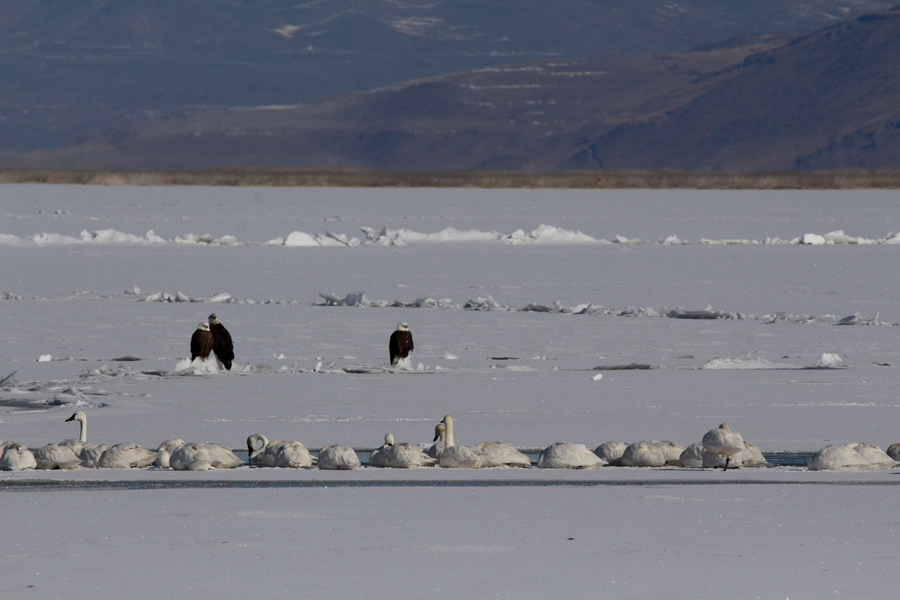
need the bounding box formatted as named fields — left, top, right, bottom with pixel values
left=155, top=439, right=187, bottom=468
left=701, top=423, right=745, bottom=470
left=61, top=410, right=90, bottom=455
left=851, top=442, right=896, bottom=467
left=32, top=444, right=81, bottom=470
left=682, top=439, right=767, bottom=469
left=808, top=442, right=897, bottom=471
left=0, top=442, right=37, bottom=471
left=97, top=443, right=158, bottom=469
left=436, top=415, right=483, bottom=468
left=317, top=444, right=361, bottom=470
left=472, top=441, right=532, bottom=468
left=617, top=440, right=685, bottom=467
left=370, top=433, right=437, bottom=468
left=808, top=444, right=870, bottom=471
left=426, top=423, right=445, bottom=459
left=651, top=440, right=685, bottom=466
left=537, top=442, right=605, bottom=469
left=368, top=433, right=392, bottom=467
left=435, top=415, right=531, bottom=468
left=247, top=434, right=313, bottom=468
left=61, top=410, right=113, bottom=467
left=201, top=443, right=243, bottom=469
left=619, top=441, right=668, bottom=467
left=168, top=442, right=213, bottom=471
left=699, top=441, right=767, bottom=469
left=679, top=442, right=705, bottom=467
left=595, top=441, right=627, bottom=466
left=735, top=442, right=768, bottom=467
left=79, top=444, right=110, bottom=468
left=169, top=442, right=242, bottom=471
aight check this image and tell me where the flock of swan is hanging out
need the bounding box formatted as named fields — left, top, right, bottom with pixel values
left=2, top=412, right=899, bottom=472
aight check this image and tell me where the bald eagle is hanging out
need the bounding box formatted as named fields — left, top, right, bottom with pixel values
left=389, top=322, right=414, bottom=366
left=208, top=313, right=234, bottom=370
left=190, top=322, right=214, bottom=362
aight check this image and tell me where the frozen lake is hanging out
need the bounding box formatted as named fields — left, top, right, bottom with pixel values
left=1, top=185, right=899, bottom=598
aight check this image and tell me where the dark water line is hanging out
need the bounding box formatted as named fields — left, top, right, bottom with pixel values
left=2, top=477, right=898, bottom=492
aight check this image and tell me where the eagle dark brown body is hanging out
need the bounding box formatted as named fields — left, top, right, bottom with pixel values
left=190, top=322, right=214, bottom=362
left=208, top=313, right=234, bottom=370
left=389, top=323, right=414, bottom=366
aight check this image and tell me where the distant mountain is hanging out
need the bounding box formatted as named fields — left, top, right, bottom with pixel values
left=0, top=0, right=894, bottom=155
left=9, top=7, right=899, bottom=172
left=562, top=8, right=900, bottom=170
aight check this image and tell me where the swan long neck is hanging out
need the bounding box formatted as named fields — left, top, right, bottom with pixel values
left=443, top=416, right=455, bottom=449
left=247, top=434, right=268, bottom=459
left=78, top=418, right=87, bottom=443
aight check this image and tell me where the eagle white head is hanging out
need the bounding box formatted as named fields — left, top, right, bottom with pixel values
left=208, top=313, right=219, bottom=325
left=197, top=322, right=210, bottom=332
left=396, top=322, right=409, bottom=332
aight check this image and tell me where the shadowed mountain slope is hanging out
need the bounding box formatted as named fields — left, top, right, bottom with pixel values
left=0, top=0, right=893, bottom=154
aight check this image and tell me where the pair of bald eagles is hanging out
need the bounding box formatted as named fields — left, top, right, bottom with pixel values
left=190, top=318, right=414, bottom=370
left=190, top=313, right=234, bottom=370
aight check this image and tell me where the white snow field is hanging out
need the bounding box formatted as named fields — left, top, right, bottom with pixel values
left=1, top=185, right=900, bottom=599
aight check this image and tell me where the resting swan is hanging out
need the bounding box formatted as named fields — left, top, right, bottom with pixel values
left=619, top=441, right=668, bottom=468
left=808, top=442, right=897, bottom=471
left=32, top=444, right=81, bottom=470
left=595, top=441, right=627, bottom=466
left=155, top=439, right=187, bottom=468
left=0, top=442, right=37, bottom=471
left=436, top=415, right=483, bottom=469
left=317, top=444, right=360, bottom=470
left=247, top=434, right=313, bottom=468
left=472, top=441, right=532, bottom=468
left=701, top=423, right=745, bottom=470
left=426, top=423, right=445, bottom=459
left=370, top=433, right=437, bottom=468
left=537, top=442, right=605, bottom=469
left=55, top=411, right=157, bottom=469
left=169, top=442, right=242, bottom=471
left=61, top=410, right=113, bottom=467
left=79, top=444, right=110, bottom=468
left=97, top=443, right=158, bottom=469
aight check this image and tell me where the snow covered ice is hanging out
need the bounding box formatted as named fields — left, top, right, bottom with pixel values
left=1, top=185, right=900, bottom=598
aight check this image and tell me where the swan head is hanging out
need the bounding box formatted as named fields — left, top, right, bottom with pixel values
left=157, top=438, right=185, bottom=453
left=433, top=422, right=446, bottom=442
left=718, top=423, right=729, bottom=430
left=384, top=433, right=395, bottom=446
left=65, top=410, right=87, bottom=423
left=247, top=434, right=268, bottom=460
left=396, top=322, right=409, bottom=332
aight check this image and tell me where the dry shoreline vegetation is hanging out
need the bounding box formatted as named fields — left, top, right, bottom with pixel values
left=1, top=167, right=899, bottom=189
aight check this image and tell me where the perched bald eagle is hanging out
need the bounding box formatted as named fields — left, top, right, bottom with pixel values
left=190, top=322, right=214, bottom=362
left=389, top=322, right=414, bottom=367
left=208, top=313, right=234, bottom=370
